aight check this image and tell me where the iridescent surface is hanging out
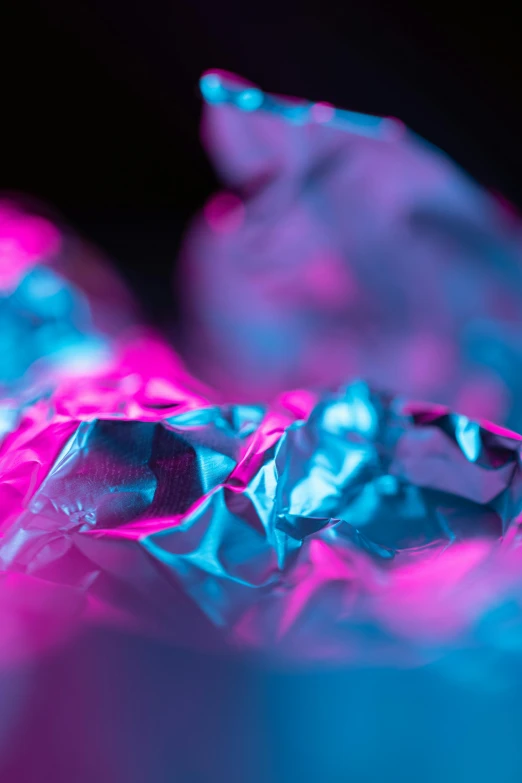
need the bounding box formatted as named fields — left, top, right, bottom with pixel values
left=2, top=379, right=522, bottom=669
left=3, top=78, right=522, bottom=783
left=179, top=71, right=522, bottom=430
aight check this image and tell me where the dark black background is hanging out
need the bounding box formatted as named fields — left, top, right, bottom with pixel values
left=2, top=0, right=522, bottom=322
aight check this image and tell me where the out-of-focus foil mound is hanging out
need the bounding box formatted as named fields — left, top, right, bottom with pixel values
left=178, top=70, right=522, bottom=431
left=3, top=379, right=522, bottom=665
left=0, top=196, right=136, bottom=380
left=0, top=195, right=211, bottom=436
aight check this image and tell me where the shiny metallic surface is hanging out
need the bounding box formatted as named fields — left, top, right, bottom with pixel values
left=2, top=381, right=522, bottom=666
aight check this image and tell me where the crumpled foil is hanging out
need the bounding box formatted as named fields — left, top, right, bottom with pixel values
left=1, top=77, right=522, bottom=682
left=3, top=79, right=522, bottom=783
left=2, top=378, right=522, bottom=666
left=178, top=70, right=522, bottom=431
left=5, top=78, right=522, bottom=783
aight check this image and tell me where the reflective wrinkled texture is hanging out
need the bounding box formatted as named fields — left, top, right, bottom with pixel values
left=3, top=380, right=522, bottom=664
left=6, top=77, right=522, bottom=783
left=179, top=71, right=522, bottom=431
left=1, top=77, right=522, bottom=697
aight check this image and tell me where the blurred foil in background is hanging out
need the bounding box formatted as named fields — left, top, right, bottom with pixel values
left=0, top=196, right=211, bottom=437
left=178, top=71, right=522, bottom=430
left=0, top=196, right=138, bottom=385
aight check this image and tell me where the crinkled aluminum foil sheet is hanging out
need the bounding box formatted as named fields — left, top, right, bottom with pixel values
left=2, top=379, right=522, bottom=669
left=2, top=84, right=522, bottom=677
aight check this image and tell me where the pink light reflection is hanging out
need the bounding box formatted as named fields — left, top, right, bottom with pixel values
left=0, top=204, right=62, bottom=288
left=456, top=372, right=510, bottom=424
left=204, top=192, right=246, bottom=234
left=311, top=102, right=335, bottom=124
left=301, top=252, right=359, bottom=309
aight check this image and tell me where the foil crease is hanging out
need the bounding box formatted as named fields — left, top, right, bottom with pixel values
left=2, top=380, right=522, bottom=663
